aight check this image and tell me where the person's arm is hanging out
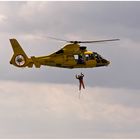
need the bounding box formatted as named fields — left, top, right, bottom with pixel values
left=75, top=75, right=78, bottom=79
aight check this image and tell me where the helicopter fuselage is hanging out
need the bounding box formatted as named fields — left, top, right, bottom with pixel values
left=32, top=44, right=110, bottom=69
left=9, top=39, right=110, bottom=69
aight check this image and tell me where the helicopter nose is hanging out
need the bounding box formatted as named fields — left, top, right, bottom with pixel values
left=106, top=60, right=110, bottom=66
left=102, top=59, right=110, bottom=66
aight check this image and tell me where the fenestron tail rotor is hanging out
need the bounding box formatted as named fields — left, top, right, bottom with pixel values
left=15, top=55, right=26, bottom=66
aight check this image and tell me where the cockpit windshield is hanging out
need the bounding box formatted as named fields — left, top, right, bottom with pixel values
left=93, top=52, right=109, bottom=65
left=93, top=52, right=103, bottom=60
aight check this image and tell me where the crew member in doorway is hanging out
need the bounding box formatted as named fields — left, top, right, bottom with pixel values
left=78, top=54, right=85, bottom=64
left=75, top=73, right=85, bottom=90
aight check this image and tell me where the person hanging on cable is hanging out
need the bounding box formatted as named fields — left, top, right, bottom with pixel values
left=75, top=73, right=85, bottom=91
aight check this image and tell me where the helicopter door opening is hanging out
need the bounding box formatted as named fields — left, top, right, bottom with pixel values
left=74, top=54, right=85, bottom=64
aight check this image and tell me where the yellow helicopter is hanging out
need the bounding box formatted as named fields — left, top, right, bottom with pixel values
left=9, top=38, right=119, bottom=69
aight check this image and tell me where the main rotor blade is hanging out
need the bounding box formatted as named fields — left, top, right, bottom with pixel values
left=46, top=36, right=120, bottom=44
left=70, top=39, right=120, bottom=44
left=47, top=36, right=68, bottom=42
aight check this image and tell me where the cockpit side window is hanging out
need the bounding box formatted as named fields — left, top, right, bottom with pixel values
left=85, top=54, right=95, bottom=60
left=93, top=53, right=102, bottom=60
left=85, top=54, right=89, bottom=61
left=90, top=54, right=95, bottom=59
left=74, top=55, right=78, bottom=60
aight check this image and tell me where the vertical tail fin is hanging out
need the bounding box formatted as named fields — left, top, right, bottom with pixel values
left=9, top=39, right=33, bottom=67
left=10, top=39, right=28, bottom=58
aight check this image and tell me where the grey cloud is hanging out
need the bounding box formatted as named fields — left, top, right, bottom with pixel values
left=1, top=2, right=140, bottom=39
left=0, top=1, right=140, bottom=90
left=0, top=2, right=140, bottom=139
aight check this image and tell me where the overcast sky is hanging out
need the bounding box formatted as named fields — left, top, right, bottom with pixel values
left=0, top=1, right=140, bottom=138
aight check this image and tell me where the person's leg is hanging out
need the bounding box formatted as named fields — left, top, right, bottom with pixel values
left=79, top=82, right=81, bottom=90
left=81, top=81, right=85, bottom=89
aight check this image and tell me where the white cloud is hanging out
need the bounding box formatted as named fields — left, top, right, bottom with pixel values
left=0, top=14, right=7, bottom=22
left=0, top=80, right=140, bottom=138
left=19, top=2, right=47, bottom=20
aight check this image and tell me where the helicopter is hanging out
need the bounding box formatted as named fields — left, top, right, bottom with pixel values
left=9, top=38, right=119, bottom=69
